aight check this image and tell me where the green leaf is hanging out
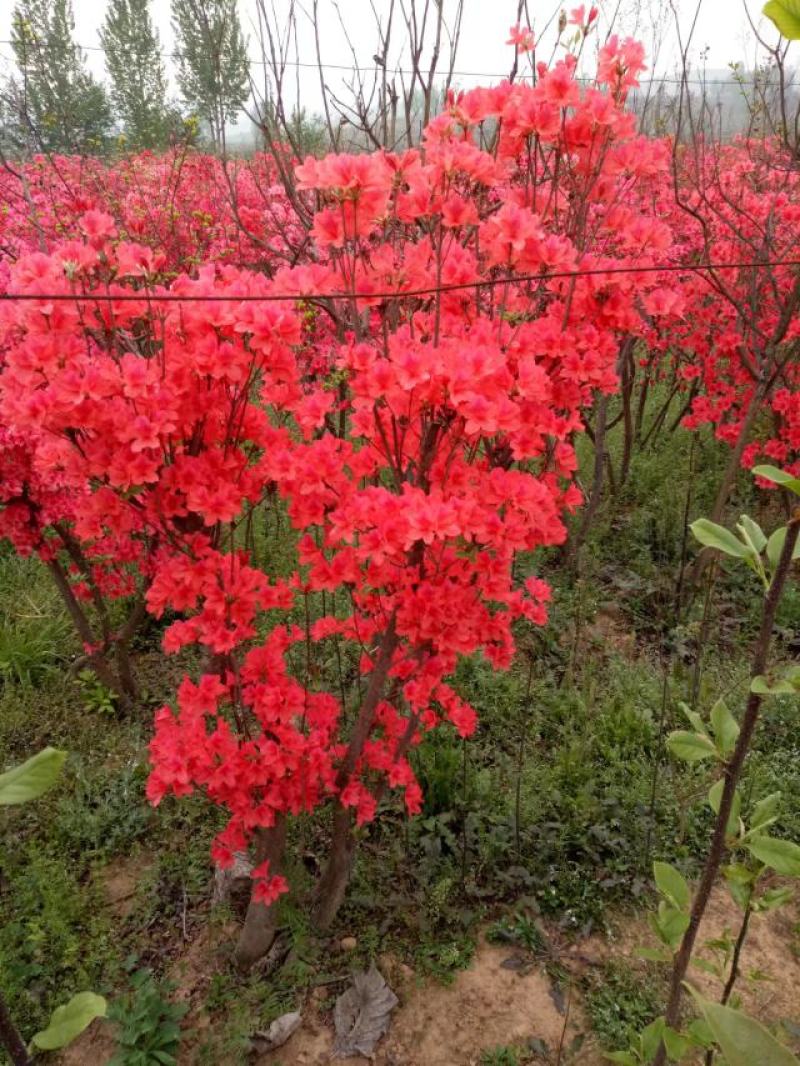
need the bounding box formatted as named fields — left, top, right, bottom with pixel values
left=663, top=1026, right=691, bottom=1060
left=636, top=946, right=672, bottom=963
left=679, top=702, right=709, bottom=736
left=755, top=887, right=793, bottom=913
left=689, top=989, right=800, bottom=1066
left=706, top=934, right=734, bottom=953
left=751, top=674, right=797, bottom=695
left=765, top=527, right=800, bottom=571
left=654, top=861, right=691, bottom=910
left=687, top=1018, right=715, bottom=1048
left=728, top=876, right=754, bottom=911
left=708, top=780, right=742, bottom=837
left=151, top=1053, right=177, bottom=1066
left=654, top=902, right=691, bottom=949
left=724, top=862, right=756, bottom=885
left=750, top=792, right=782, bottom=832
left=693, top=958, right=723, bottom=976
left=667, top=730, right=718, bottom=763
left=641, top=1017, right=666, bottom=1059
left=0, top=747, right=66, bottom=805
left=747, top=836, right=800, bottom=876
left=691, top=519, right=752, bottom=558
left=708, top=778, right=724, bottom=813
left=753, top=463, right=800, bottom=492
left=31, top=992, right=107, bottom=1051
left=604, top=1053, right=638, bottom=1065
left=738, top=515, right=767, bottom=552
left=766, top=527, right=785, bottom=572
left=710, top=698, right=740, bottom=755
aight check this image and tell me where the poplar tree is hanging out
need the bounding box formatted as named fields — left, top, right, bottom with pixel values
left=170, top=0, right=250, bottom=151
left=100, top=0, right=175, bottom=150
left=11, top=0, right=112, bottom=154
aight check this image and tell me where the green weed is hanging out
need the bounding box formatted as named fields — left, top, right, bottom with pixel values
left=584, top=960, right=661, bottom=1052
left=107, top=968, right=188, bottom=1066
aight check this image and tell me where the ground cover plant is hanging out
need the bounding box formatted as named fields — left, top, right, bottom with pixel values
left=2, top=1, right=800, bottom=1063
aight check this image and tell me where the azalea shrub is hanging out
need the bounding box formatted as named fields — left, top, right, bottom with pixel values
left=636, top=138, right=800, bottom=528
left=0, top=148, right=302, bottom=281
left=2, top=28, right=800, bottom=968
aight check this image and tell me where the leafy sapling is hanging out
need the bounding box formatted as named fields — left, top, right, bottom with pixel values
left=643, top=470, right=800, bottom=1066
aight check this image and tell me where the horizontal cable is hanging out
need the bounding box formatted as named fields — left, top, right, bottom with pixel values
left=1, top=259, right=799, bottom=304
left=0, top=39, right=789, bottom=88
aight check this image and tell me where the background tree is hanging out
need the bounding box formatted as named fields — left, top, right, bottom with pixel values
left=0, top=76, right=30, bottom=157
left=10, top=0, right=113, bottom=154
left=100, top=0, right=176, bottom=150
left=170, top=0, right=250, bottom=152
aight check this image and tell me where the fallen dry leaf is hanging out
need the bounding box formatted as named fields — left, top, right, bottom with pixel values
left=250, top=1010, right=302, bottom=1053
left=333, top=964, right=398, bottom=1059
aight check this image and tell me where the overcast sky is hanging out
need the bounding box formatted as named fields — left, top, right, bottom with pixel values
left=0, top=0, right=789, bottom=116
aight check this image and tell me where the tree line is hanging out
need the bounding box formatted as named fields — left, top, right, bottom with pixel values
left=0, top=0, right=250, bottom=154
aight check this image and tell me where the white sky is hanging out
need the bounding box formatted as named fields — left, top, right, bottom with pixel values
left=0, top=0, right=789, bottom=116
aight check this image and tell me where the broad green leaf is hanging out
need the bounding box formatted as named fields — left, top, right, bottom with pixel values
left=724, top=862, right=756, bottom=885
left=766, top=527, right=785, bottom=571
left=750, top=792, right=782, bottom=832
left=654, top=861, right=691, bottom=910
left=679, top=702, right=709, bottom=736
left=654, top=902, right=691, bottom=948
left=690, top=519, right=752, bottom=558
left=31, top=992, right=107, bottom=1050
left=765, top=527, right=800, bottom=571
left=708, top=779, right=742, bottom=837
left=738, top=515, right=767, bottom=552
left=663, top=1026, right=691, bottom=1060
left=710, top=698, right=740, bottom=755
left=764, top=0, right=800, bottom=38
left=747, top=836, right=800, bottom=876
left=686, top=1018, right=715, bottom=1048
left=667, top=730, right=717, bottom=763
left=767, top=529, right=800, bottom=574
left=728, top=876, right=754, bottom=911
left=690, top=989, right=800, bottom=1066
left=604, top=1052, right=637, bottom=1065
left=641, top=1017, right=666, bottom=1059
left=0, top=747, right=66, bottom=805
left=751, top=674, right=798, bottom=695
left=753, top=463, right=800, bottom=493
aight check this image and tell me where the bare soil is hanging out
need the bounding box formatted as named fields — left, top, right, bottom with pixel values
left=57, top=880, right=800, bottom=1065
left=257, top=939, right=604, bottom=1066
left=100, top=852, right=153, bottom=920
left=599, top=883, right=800, bottom=1031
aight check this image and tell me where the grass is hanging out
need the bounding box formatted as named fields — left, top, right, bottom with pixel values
left=1, top=414, right=799, bottom=1060
left=0, top=846, right=115, bottom=1036
left=480, top=1048, right=530, bottom=1066
left=0, top=553, right=73, bottom=685
left=583, top=960, right=663, bottom=1052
